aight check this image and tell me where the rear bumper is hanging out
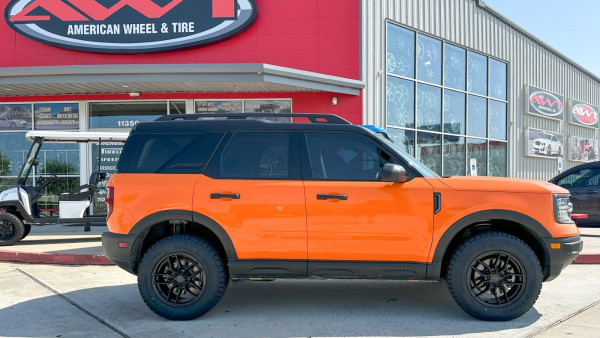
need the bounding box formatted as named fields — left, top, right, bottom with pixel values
left=102, top=232, right=137, bottom=274
left=544, top=235, right=583, bottom=281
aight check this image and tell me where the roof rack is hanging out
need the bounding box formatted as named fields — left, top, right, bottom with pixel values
left=154, top=113, right=351, bottom=124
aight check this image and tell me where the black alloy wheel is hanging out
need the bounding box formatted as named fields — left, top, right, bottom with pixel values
left=0, top=213, right=25, bottom=246
left=467, top=251, right=526, bottom=307
left=152, top=253, right=206, bottom=306
left=446, top=231, right=542, bottom=321
left=137, top=235, right=227, bottom=320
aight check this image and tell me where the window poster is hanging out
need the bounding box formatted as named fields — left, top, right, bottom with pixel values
left=0, top=104, right=32, bottom=130
left=196, top=100, right=243, bottom=113
left=34, top=103, right=79, bottom=130
left=570, top=136, right=599, bottom=162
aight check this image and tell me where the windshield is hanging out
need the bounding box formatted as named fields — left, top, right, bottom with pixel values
left=18, top=138, right=42, bottom=185
left=539, top=134, right=552, bottom=140
left=372, top=131, right=439, bottom=178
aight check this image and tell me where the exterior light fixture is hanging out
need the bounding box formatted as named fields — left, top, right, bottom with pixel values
left=332, top=97, right=338, bottom=105
left=129, top=92, right=141, bottom=97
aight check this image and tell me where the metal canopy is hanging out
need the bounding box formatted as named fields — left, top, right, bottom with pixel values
left=26, top=130, right=129, bottom=143
left=0, top=63, right=364, bottom=97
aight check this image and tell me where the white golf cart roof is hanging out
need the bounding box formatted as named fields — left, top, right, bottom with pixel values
left=26, top=131, right=129, bottom=143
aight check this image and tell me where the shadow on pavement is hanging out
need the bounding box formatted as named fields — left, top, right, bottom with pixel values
left=0, top=279, right=541, bottom=337
left=16, top=237, right=101, bottom=246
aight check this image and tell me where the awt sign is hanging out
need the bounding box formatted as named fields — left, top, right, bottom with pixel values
left=4, top=0, right=258, bottom=53
left=571, top=99, right=599, bottom=129
left=527, top=85, right=564, bottom=121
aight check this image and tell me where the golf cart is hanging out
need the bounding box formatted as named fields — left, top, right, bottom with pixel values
left=0, top=131, right=129, bottom=246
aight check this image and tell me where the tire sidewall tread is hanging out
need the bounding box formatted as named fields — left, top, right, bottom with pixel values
left=0, top=212, right=25, bottom=246
left=446, top=231, right=543, bottom=321
left=137, top=234, right=227, bottom=320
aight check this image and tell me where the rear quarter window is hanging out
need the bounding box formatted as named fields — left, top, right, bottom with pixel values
left=126, top=133, right=224, bottom=174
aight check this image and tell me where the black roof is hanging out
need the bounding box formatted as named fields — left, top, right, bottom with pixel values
left=132, top=113, right=369, bottom=135
left=551, top=161, right=600, bottom=182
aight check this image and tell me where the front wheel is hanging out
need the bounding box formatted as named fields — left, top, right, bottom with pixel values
left=446, top=232, right=542, bottom=321
left=137, top=235, right=227, bottom=320
left=0, top=213, right=25, bottom=246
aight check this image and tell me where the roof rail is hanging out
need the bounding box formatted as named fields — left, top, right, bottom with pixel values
left=154, top=113, right=351, bottom=124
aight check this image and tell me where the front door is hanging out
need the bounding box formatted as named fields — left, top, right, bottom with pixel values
left=301, top=132, right=434, bottom=277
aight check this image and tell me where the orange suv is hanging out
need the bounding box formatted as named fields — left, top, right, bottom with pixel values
left=102, top=113, right=582, bottom=321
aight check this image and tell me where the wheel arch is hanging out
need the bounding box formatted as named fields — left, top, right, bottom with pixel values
left=428, top=210, right=552, bottom=281
left=128, top=210, right=237, bottom=273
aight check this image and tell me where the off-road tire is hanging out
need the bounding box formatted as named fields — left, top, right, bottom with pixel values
left=446, top=231, right=542, bottom=321
left=22, top=224, right=31, bottom=240
left=0, top=212, right=25, bottom=246
left=137, top=235, right=227, bottom=320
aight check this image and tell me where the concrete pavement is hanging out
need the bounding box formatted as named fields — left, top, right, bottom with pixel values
left=0, top=262, right=599, bottom=337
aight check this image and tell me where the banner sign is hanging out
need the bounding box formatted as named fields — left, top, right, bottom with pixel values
left=4, top=0, right=258, bottom=53
left=570, top=99, right=599, bottom=128
left=34, top=103, right=79, bottom=130
left=526, top=127, right=564, bottom=159
left=196, top=100, right=243, bottom=113
left=0, top=104, right=32, bottom=130
left=527, top=85, right=564, bottom=121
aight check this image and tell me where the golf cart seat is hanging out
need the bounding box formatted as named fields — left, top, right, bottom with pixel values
left=58, top=172, right=103, bottom=219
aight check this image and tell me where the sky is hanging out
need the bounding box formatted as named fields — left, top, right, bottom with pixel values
left=484, top=0, right=600, bottom=77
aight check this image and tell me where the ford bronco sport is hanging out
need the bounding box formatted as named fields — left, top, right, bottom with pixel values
left=102, top=113, right=582, bottom=321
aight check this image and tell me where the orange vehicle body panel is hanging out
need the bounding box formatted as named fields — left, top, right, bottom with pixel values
left=192, top=176, right=307, bottom=260
left=304, top=178, right=434, bottom=262
left=106, top=173, right=198, bottom=234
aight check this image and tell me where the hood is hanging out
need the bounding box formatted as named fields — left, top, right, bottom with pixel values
left=435, top=176, right=568, bottom=194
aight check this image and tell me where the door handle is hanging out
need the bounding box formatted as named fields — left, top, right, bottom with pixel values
left=317, top=194, right=347, bottom=200
left=210, top=193, right=240, bottom=200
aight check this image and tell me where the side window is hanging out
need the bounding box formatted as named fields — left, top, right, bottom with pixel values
left=305, top=132, right=394, bottom=181
left=210, top=132, right=297, bottom=180
left=557, top=168, right=600, bottom=188
left=128, top=133, right=224, bottom=173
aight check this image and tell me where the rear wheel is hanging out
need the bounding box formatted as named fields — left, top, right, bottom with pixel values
left=0, top=213, right=25, bottom=246
left=137, top=235, right=227, bottom=320
left=446, top=231, right=542, bottom=321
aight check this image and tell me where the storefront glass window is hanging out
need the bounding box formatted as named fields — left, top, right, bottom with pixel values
left=169, top=101, right=187, bottom=115
left=417, top=132, right=442, bottom=175
left=387, top=128, right=415, bottom=156
left=0, top=104, right=32, bottom=131
left=489, top=141, right=507, bottom=177
left=467, top=138, right=487, bottom=176
left=417, top=34, right=442, bottom=84
left=443, top=90, right=465, bottom=135
left=417, top=83, right=441, bottom=132
left=489, top=100, right=507, bottom=140
left=386, top=22, right=507, bottom=176
left=467, top=95, right=487, bottom=138
left=89, top=101, right=167, bottom=129
left=467, top=51, right=488, bottom=96
left=443, top=136, right=465, bottom=176
left=387, top=76, right=415, bottom=128
left=444, top=44, right=466, bottom=90
left=387, top=25, right=415, bottom=78
left=34, top=103, right=79, bottom=130
left=489, top=59, right=507, bottom=100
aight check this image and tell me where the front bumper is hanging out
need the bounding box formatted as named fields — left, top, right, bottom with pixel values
left=544, top=235, right=583, bottom=281
left=102, top=232, right=137, bottom=274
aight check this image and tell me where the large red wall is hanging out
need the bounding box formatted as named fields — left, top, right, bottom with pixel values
left=0, top=0, right=360, bottom=80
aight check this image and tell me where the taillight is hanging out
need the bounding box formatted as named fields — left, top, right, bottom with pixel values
left=105, top=186, right=114, bottom=220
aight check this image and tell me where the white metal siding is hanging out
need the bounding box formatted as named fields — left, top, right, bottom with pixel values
left=362, top=0, right=600, bottom=180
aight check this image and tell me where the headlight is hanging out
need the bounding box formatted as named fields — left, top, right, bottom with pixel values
left=554, top=194, right=574, bottom=223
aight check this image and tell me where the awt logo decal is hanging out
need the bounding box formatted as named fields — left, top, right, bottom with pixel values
left=529, top=91, right=563, bottom=116
left=4, top=0, right=257, bottom=53
left=572, top=103, right=599, bottom=127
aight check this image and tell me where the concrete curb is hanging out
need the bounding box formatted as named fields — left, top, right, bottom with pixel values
left=0, top=250, right=113, bottom=265
left=0, top=251, right=599, bottom=266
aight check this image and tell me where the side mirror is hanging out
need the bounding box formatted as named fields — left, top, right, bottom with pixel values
left=381, top=163, right=410, bottom=183
left=98, top=172, right=107, bottom=180
left=33, top=158, right=39, bottom=167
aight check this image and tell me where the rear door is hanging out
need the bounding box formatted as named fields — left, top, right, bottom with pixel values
left=194, top=131, right=307, bottom=276
left=300, top=131, right=434, bottom=278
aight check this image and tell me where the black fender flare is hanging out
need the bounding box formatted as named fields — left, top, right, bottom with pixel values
left=427, top=209, right=551, bottom=279
left=0, top=201, right=33, bottom=223
left=129, top=209, right=238, bottom=260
